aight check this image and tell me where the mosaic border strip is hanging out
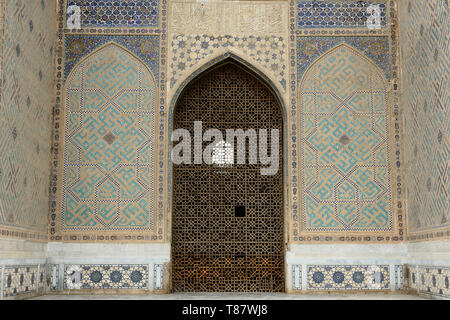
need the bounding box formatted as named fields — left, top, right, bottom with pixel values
left=0, top=265, right=45, bottom=298
left=289, top=0, right=404, bottom=243
left=307, top=265, right=390, bottom=290
left=49, top=0, right=168, bottom=242
left=292, top=265, right=302, bottom=290
left=63, top=264, right=149, bottom=290
left=408, top=265, right=450, bottom=299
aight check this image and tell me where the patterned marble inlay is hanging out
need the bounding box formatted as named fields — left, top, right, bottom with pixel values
left=170, top=34, right=287, bottom=90
left=401, top=0, right=449, bottom=241
left=308, top=265, right=390, bottom=290
left=299, top=44, right=392, bottom=231
left=66, top=0, right=159, bottom=28
left=3, top=266, right=39, bottom=297
left=296, top=0, right=388, bottom=29
left=64, top=264, right=149, bottom=289
left=409, top=266, right=450, bottom=298
left=62, top=44, right=157, bottom=231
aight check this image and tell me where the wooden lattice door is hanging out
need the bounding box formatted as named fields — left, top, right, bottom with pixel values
left=171, top=61, right=284, bottom=292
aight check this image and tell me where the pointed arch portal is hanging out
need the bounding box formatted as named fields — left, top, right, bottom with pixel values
left=171, top=59, right=285, bottom=292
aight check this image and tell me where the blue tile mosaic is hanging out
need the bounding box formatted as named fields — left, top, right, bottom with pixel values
left=64, top=264, right=149, bottom=289
left=296, top=1, right=387, bottom=29
left=297, top=36, right=390, bottom=81
left=66, top=0, right=159, bottom=28
left=64, top=35, right=160, bottom=83
left=308, top=265, right=390, bottom=290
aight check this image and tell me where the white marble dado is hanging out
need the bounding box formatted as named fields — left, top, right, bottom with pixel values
left=286, top=244, right=408, bottom=265
left=46, top=242, right=171, bottom=264
left=0, top=238, right=47, bottom=265
left=406, top=240, right=450, bottom=266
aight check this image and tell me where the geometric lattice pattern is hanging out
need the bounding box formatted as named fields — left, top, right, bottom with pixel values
left=307, top=265, right=390, bottom=290
left=172, top=62, right=284, bottom=292
left=170, top=34, right=287, bottom=90
left=62, top=44, right=156, bottom=231
left=63, top=264, right=149, bottom=289
left=3, top=266, right=41, bottom=298
left=300, top=44, right=393, bottom=231
left=66, top=0, right=159, bottom=28
left=400, top=0, right=449, bottom=240
left=0, top=0, right=56, bottom=240
left=296, top=1, right=387, bottom=29
left=408, top=265, right=450, bottom=299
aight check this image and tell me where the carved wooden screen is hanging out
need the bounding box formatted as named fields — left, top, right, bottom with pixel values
left=172, top=61, right=284, bottom=292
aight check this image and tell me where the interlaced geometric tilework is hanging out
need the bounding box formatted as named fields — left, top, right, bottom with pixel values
left=170, top=34, right=287, bottom=90
left=0, top=0, right=56, bottom=240
left=307, top=265, right=390, bottom=290
left=296, top=0, right=388, bottom=29
left=172, top=61, right=284, bottom=292
left=66, top=0, right=159, bottom=28
left=299, top=44, right=393, bottom=232
left=400, top=0, right=449, bottom=241
left=61, top=44, right=157, bottom=232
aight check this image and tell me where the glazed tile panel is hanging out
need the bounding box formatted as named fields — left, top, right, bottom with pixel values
left=66, top=0, right=159, bottom=27
left=296, top=0, right=388, bottom=29
left=409, top=266, right=450, bottom=299
left=0, top=0, right=56, bottom=240
left=62, top=44, right=157, bottom=231
left=64, top=264, right=148, bottom=289
left=299, top=44, right=393, bottom=231
left=308, top=265, right=390, bottom=290
left=400, top=0, right=449, bottom=240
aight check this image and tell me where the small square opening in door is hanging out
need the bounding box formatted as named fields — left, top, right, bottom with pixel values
left=235, top=206, right=245, bottom=217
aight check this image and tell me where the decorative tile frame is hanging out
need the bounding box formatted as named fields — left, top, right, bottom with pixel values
left=49, top=0, right=168, bottom=242
left=289, top=0, right=404, bottom=243
left=307, top=265, right=390, bottom=290
left=49, top=0, right=405, bottom=246
left=408, top=265, right=450, bottom=299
